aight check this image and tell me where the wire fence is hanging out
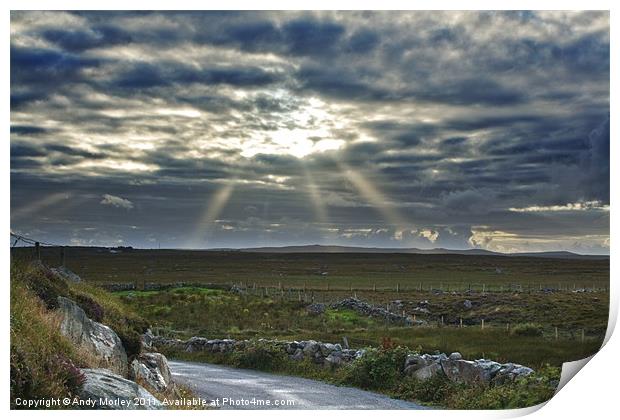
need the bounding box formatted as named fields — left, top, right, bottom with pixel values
left=10, top=232, right=67, bottom=265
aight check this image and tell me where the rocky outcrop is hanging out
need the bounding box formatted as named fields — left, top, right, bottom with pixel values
left=403, top=351, right=533, bottom=385
left=130, top=353, right=173, bottom=392
left=80, top=369, right=163, bottom=409
left=331, top=297, right=422, bottom=325
left=57, top=296, right=128, bottom=377
left=51, top=266, right=82, bottom=283
left=306, top=303, right=326, bottom=315
left=403, top=353, right=448, bottom=380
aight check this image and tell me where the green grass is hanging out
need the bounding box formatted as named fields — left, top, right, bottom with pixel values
left=10, top=260, right=150, bottom=408
left=119, top=286, right=606, bottom=367
left=20, top=247, right=610, bottom=291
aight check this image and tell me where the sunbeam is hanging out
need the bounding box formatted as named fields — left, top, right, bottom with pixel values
left=338, top=162, right=409, bottom=229
left=186, top=183, right=235, bottom=248
left=302, top=165, right=328, bottom=224
left=11, top=192, right=73, bottom=222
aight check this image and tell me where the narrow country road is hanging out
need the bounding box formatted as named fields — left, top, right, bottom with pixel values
left=168, top=360, right=427, bottom=410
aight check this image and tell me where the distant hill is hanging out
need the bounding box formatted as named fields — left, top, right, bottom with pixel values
left=238, top=244, right=608, bottom=260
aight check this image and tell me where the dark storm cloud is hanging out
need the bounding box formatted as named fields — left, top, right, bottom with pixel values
left=10, top=11, right=609, bottom=252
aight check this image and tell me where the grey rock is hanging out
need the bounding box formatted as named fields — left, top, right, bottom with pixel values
left=51, top=266, right=82, bottom=283
left=441, top=358, right=502, bottom=385
left=130, top=352, right=172, bottom=392
left=302, top=340, right=320, bottom=356
left=57, top=296, right=128, bottom=377
left=306, top=303, right=326, bottom=315
left=493, top=363, right=535, bottom=384
left=449, top=352, right=463, bottom=360
left=324, top=353, right=344, bottom=367
left=411, top=363, right=443, bottom=380
left=142, top=329, right=154, bottom=349
left=290, top=348, right=304, bottom=361
left=463, top=300, right=473, bottom=309
left=80, top=368, right=163, bottom=410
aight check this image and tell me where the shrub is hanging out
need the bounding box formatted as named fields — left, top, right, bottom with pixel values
left=394, top=372, right=457, bottom=404
left=10, top=346, right=33, bottom=402
left=23, top=264, right=69, bottom=310
left=445, top=365, right=560, bottom=409
left=115, top=326, right=143, bottom=360
left=72, top=293, right=105, bottom=322
left=229, top=341, right=288, bottom=371
left=511, top=323, right=544, bottom=337
left=341, top=346, right=408, bottom=390
left=48, top=354, right=86, bottom=395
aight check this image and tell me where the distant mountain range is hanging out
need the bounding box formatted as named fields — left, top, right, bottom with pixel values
left=232, top=244, right=608, bottom=260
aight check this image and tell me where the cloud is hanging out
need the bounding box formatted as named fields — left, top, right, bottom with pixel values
left=509, top=201, right=609, bottom=213
left=100, top=194, right=134, bottom=209
left=9, top=11, right=609, bottom=251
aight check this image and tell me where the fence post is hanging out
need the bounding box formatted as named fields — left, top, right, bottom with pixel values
left=460, top=317, right=463, bottom=328
left=581, top=329, right=585, bottom=343
left=60, top=246, right=66, bottom=266
left=373, top=284, right=376, bottom=292
left=555, top=327, right=559, bottom=340
left=481, top=319, right=485, bottom=330
left=396, top=283, right=400, bottom=293
left=35, top=242, right=41, bottom=261
left=343, top=336, right=349, bottom=349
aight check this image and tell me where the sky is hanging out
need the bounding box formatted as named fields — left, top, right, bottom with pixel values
left=10, top=11, right=610, bottom=253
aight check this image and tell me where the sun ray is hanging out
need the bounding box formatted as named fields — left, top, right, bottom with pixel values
left=11, top=192, right=73, bottom=221
left=186, top=183, right=235, bottom=248
left=301, top=165, right=328, bottom=224
left=337, top=162, right=409, bottom=229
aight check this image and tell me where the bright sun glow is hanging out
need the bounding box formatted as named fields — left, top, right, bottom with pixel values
left=240, top=95, right=346, bottom=158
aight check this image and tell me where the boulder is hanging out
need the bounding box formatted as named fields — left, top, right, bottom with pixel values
left=492, top=363, right=534, bottom=384
left=51, top=266, right=82, bottom=283
left=412, top=363, right=443, bottom=380
left=324, top=352, right=344, bottom=367
left=290, top=348, right=304, bottom=361
left=302, top=340, right=320, bottom=356
left=441, top=358, right=502, bottom=385
left=449, top=352, right=463, bottom=360
left=130, top=352, right=173, bottom=392
left=463, top=300, right=473, bottom=309
left=404, top=353, right=447, bottom=379
left=57, top=296, right=128, bottom=377
left=141, top=329, right=154, bottom=349
left=80, top=368, right=163, bottom=410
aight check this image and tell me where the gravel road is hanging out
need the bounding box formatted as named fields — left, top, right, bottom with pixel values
left=168, top=359, right=427, bottom=410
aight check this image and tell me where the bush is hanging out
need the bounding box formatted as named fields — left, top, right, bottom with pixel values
left=445, top=365, right=560, bottom=409
left=10, top=346, right=33, bottom=402
left=229, top=341, right=288, bottom=371
left=394, top=372, right=457, bottom=404
left=72, top=293, right=105, bottom=322
left=23, top=264, right=69, bottom=310
left=48, top=354, right=86, bottom=395
left=115, top=326, right=143, bottom=360
left=341, top=346, right=408, bottom=390
left=511, top=323, right=544, bottom=337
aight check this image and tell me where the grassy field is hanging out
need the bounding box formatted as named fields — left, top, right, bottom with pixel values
left=14, top=247, right=609, bottom=367
left=20, top=247, right=610, bottom=291
left=117, top=286, right=607, bottom=368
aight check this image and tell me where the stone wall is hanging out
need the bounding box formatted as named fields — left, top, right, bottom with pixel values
left=151, top=334, right=533, bottom=385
